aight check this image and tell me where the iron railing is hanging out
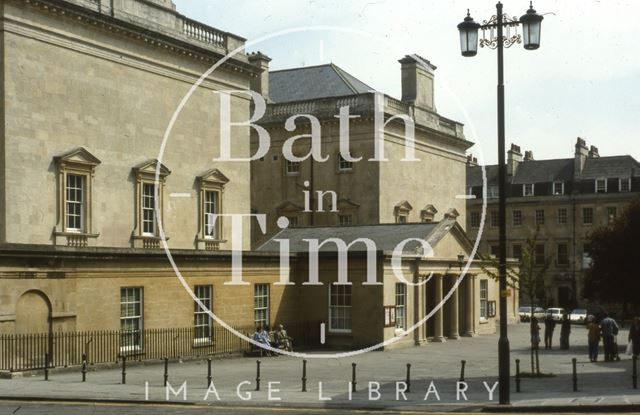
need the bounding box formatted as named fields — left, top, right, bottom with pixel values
left=0, top=322, right=320, bottom=372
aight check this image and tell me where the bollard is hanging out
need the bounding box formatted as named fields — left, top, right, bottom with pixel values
left=351, top=363, right=357, bottom=393
left=44, top=353, right=49, bottom=381
left=121, top=355, right=127, bottom=385
left=81, top=353, right=87, bottom=382
left=406, top=363, right=411, bottom=393
left=301, top=359, right=307, bottom=392
left=459, top=360, right=466, bottom=382
left=207, top=358, right=212, bottom=388
left=515, top=358, right=521, bottom=393
left=163, top=357, right=169, bottom=387
left=535, top=348, right=540, bottom=374
left=633, top=355, right=638, bottom=389
left=572, top=358, right=577, bottom=392
left=255, top=360, right=261, bottom=391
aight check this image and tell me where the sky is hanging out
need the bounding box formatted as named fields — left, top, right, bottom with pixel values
left=173, top=0, right=640, bottom=165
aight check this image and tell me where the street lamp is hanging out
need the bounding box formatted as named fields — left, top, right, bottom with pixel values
left=457, top=1, right=544, bottom=406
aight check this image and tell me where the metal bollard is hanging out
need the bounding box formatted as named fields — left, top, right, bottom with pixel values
left=633, top=355, right=638, bottom=389
left=81, top=353, right=87, bottom=382
left=535, top=348, right=540, bottom=374
left=572, top=358, right=577, bottom=392
left=44, top=353, right=49, bottom=381
left=255, top=360, right=261, bottom=391
left=207, top=358, right=212, bottom=388
left=459, top=360, right=466, bottom=382
left=515, top=358, right=521, bottom=393
left=351, top=363, right=357, bottom=393
left=163, top=357, right=169, bottom=387
left=406, top=363, right=411, bottom=393
left=121, top=355, right=127, bottom=385
left=301, top=359, right=307, bottom=392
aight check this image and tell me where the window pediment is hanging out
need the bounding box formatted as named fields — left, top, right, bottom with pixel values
left=132, top=159, right=171, bottom=180
left=54, top=147, right=101, bottom=170
left=197, top=168, right=229, bottom=187
left=394, top=200, right=413, bottom=215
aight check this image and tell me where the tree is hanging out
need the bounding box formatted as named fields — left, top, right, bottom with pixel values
left=481, top=226, right=553, bottom=373
left=584, top=198, right=640, bottom=315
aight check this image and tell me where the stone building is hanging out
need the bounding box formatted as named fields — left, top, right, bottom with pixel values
left=0, top=0, right=298, bottom=339
left=249, top=55, right=472, bottom=246
left=466, top=138, right=640, bottom=308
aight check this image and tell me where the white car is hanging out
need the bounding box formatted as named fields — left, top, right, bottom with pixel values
left=569, top=309, right=587, bottom=324
left=519, top=306, right=545, bottom=322
left=546, top=307, right=567, bottom=321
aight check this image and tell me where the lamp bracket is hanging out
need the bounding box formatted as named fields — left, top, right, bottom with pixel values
left=479, top=14, right=522, bottom=49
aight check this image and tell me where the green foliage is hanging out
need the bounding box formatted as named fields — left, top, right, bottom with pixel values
left=584, top=198, right=640, bottom=308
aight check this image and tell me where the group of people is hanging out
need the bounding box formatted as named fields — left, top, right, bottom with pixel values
left=530, top=313, right=572, bottom=351
left=252, top=324, right=293, bottom=355
left=530, top=313, right=640, bottom=363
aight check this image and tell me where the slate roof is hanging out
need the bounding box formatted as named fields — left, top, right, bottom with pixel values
left=257, top=218, right=462, bottom=254
left=511, top=158, right=574, bottom=184
left=466, top=165, right=500, bottom=187
left=269, top=63, right=374, bottom=103
left=581, top=156, right=640, bottom=180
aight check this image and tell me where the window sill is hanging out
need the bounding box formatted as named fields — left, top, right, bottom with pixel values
left=53, top=231, right=100, bottom=247
left=196, top=238, right=227, bottom=251
left=132, top=235, right=169, bottom=249
left=193, top=339, right=214, bottom=348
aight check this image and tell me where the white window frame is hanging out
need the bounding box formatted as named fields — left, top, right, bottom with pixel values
left=254, top=284, right=270, bottom=328
left=395, top=283, right=406, bottom=331
left=329, top=284, right=352, bottom=333
left=620, top=177, right=631, bottom=192
left=479, top=280, right=488, bottom=320
left=553, top=181, right=564, bottom=195
left=337, top=154, right=353, bottom=172
left=557, top=208, right=568, bottom=224
left=535, top=209, right=545, bottom=226
left=512, top=210, right=523, bottom=226
left=285, top=159, right=300, bottom=176
left=203, top=190, right=219, bottom=239
left=595, top=178, right=607, bottom=193
left=522, top=183, right=534, bottom=197
left=120, top=287, right=143, bottom=352
left=194, top=285, right=213, bottom=344
left=65, top=174, right=84, bottom=232
left=339, top=214, right=353, bottom=226
left=141, top=182, right=156, bottom=236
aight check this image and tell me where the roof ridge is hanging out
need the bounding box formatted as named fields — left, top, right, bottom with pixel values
left=269, top=63, right=334, bottom=73
left=331, top=63, right=370, bottom=94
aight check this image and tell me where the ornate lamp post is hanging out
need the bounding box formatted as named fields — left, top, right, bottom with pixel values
left=457, top=1, right=544, bottom=405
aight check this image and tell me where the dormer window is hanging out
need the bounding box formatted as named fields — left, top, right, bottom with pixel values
left=420, top=205, right=438, bottom=223
left=595, top=178, right=607, bottom=193
left=487, top=186, right=498, bottom=199
left=522, top=183, right=534, bottom=197
left=620, top=177, right=631, bottom=192
left=553, top=181, right=564, bottom=195
left=53, top=147, right=101, bottom=247
left=394, top=200, right=413, bottom=223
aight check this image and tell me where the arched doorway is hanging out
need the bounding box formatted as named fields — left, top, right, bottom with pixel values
left=15, top=290, right=53, bottom=369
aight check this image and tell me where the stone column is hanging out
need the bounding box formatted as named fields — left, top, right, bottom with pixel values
left=414, top=274, right=427, bottom=345
left=433, top=274, right=445, bottom=342
left=449, top=276, right=460, bottom=339
left=464, top=275, right=476, bottom=337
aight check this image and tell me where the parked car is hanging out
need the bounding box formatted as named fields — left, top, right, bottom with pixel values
left=569, top=308, right=587, bottom=324
left=519, top=306, right=545, bottom=322
left=545, top=307, right=566, bottom=321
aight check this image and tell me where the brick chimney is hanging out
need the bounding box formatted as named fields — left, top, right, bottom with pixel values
left=574, top=137, right=589, bottom=177
left=524, top=150, right=534, bottom=161
left=399, top=54, right=436, bottom=110
left=248, top=52, right=271, bottom=100
left=589, top=145, right=599, bottom=158
left=507, top=144, right=522, bottom=177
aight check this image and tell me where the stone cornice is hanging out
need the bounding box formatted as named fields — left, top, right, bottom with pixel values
left=8, top=0, right=260, bottom=77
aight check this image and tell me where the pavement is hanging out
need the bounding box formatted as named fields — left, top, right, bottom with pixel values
left=1, top=323, right=639, bottom=413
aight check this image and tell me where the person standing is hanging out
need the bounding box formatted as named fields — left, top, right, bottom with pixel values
left=544, top=313, right=556, bottom=350
left=531, top=316, right=541, bottom=350
left=586, top=315, right=600, bottom=362
left=600, top=314, right=619, bottom=362
left=628, top=317, right=640, bottom=358
left=560, top=313, right=571, bottom=350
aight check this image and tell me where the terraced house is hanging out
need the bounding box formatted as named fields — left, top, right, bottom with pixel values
left=466, top=138, right=640, bottom=308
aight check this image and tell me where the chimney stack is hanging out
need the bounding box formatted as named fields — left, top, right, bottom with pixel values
left=248, top=52, right=271, bottom=100
left=466, top=154, right=478, bottom=166
left=574, top=137, right=589, bottom=177
left=524, top=150, right=534, bottom=161
left=589, top=145, right=599, bottom=158
left=507, top=144, right=522, bottom=177
left=399, top=54, right=436, bottom=110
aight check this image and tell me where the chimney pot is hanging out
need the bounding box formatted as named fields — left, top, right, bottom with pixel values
left=524, top=150, right=534, bottom=161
